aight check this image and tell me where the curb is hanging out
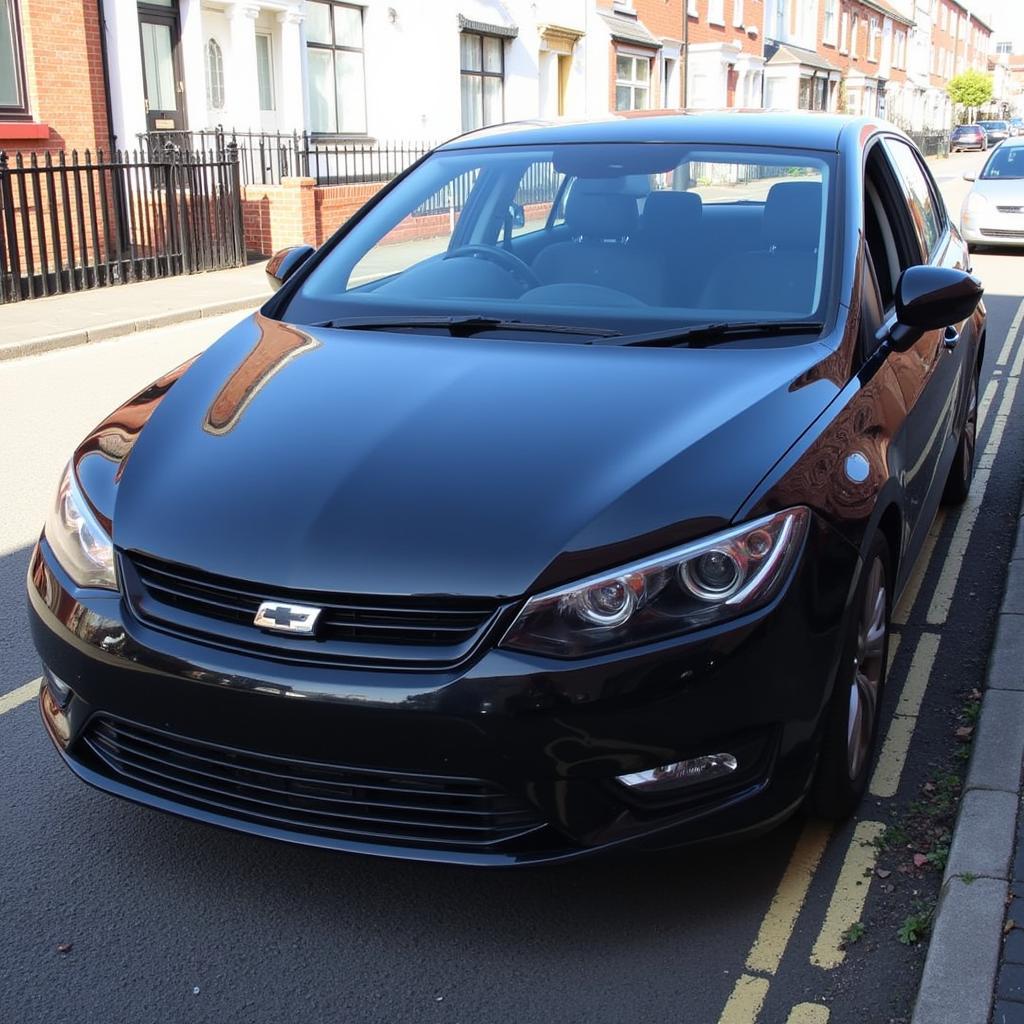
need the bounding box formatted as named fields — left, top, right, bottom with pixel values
left=0, top=293, right=266, bottom=362
left=912, top=516, right=1024, bottom=1023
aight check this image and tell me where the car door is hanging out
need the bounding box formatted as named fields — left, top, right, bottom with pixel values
left=867, top=138, right=967, bottom=551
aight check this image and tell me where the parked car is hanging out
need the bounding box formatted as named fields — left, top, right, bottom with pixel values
left=961, top=137, right=1024, bottom=250
left=950, top=124, right=988, bottom=152
left=1010, top=117, right=1024, bottom=137
left=978, top=120, right=1011, bottom=144
left=29, top=114, right=985, bottom=866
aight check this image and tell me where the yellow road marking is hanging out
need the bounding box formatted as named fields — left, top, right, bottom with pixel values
left=928, top=319, right=1024, bottom=625
left=0, top=678, right=41, bottom=716
left=746, top=820, right=833, bottom=975
left=809, top=820, right=886, bottom=969
left=892, top=514, right=945, bottom=626
left=870, top=632, right=940, bottom=798
left=786, top=1004, right=830, bottom=1024
left=718, top=974, right=770, bottom=1024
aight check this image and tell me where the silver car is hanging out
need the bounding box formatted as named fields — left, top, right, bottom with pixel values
left=961, top=138, right=1024, bottom=249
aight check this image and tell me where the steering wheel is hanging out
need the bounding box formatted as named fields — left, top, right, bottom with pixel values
left=443, top=245, right=541, bottom=291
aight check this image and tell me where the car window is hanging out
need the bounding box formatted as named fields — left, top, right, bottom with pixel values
left=289, top=142, right=837, bottom=335
left=883, top=139, right=944, bottom=259
left=981, top=146, right=1024, bottom=180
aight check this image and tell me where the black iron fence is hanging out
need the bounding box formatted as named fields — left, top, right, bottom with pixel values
left=0, top=145, right=244, bottom=304
left=139, top=128, right=433, bottom=188
left=907, top=130, right=951, bottom=159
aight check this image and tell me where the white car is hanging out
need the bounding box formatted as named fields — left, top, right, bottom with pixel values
left=961, top=138, right=1024, bottom=249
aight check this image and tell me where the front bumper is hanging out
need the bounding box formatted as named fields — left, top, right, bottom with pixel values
left=961, top=207, right=1024, bottom=247
left=28, top=519, right=858, bottom=866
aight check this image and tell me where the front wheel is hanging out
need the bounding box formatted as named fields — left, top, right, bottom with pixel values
left=811, top=534, right=891, bottom=820
left=942, top=370, right=978, bottom=506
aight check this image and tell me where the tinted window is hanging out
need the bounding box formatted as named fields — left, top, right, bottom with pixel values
left=884, top=139, right=943, bottom=259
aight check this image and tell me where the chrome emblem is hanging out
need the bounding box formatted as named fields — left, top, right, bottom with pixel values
left=254, top=601, right=322, bottom=635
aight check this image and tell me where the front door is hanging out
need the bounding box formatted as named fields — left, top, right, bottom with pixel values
left=139, top=7, right=187, bottom=132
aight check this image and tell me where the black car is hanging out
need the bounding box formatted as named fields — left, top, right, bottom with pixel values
left=978, top=120, right=1010, bottom=144
left=29, top=114, right=985, bottom=866
left=951, top=124, right=987, bottom=152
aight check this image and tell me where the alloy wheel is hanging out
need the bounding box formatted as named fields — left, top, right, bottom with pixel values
left=847, top=557, right=887, bottom=779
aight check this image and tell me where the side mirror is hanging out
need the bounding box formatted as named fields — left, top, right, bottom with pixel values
left=887, top=265, right=984, bottom=352
left=963, top=173, right=977, bottom=182
left=266, top=245, right=315, bottom=292
left=508, top=202, right=526, bottom=229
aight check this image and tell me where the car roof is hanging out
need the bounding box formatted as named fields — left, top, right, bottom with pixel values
left=438, top=111, right=886, bottom=154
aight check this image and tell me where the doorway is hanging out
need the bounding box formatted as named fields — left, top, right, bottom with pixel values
left=139, top=4, right=187, bottom=132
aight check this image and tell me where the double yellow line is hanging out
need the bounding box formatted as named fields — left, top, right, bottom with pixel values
left=718, top=297, right=1024, bottom=1024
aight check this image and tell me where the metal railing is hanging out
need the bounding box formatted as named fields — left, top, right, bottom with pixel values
left=0, top=144, right=244, bottom=303
left=906, top=130, right=951, bottom=158
left=139, top=128, right=434, bottom=188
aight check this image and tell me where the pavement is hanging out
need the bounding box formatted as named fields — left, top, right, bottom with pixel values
left=1, top=147, right=1023, bottom=1024
left=0, top=260, right=271, bottom=361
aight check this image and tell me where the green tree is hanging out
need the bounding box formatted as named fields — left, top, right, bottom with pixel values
left=947, top=69, right=993, bottom=110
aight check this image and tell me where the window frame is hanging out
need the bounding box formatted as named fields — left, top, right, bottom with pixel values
left=882, top=136, right=947, bottom=264
left=255, top=32, right=276, bottom=113
left=205, top=37, right=225, bottom=112
left=305, top=0, right=367, bottom=137
left=614, top=50, right=651, bottom=112
left=823, top=0, right=838, bottom=46
left=459, top=30, right=506, bottom=132
left=0, top=0, right=30, bottom=120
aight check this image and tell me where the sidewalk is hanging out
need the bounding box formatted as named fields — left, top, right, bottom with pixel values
left=0, top=260, right=271, bottom=361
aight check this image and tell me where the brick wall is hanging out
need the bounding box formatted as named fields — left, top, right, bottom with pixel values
left=2, top=0, right=111, bottom=156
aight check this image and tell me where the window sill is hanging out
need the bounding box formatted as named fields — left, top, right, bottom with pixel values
left=0, top=120, right=49, bottom=139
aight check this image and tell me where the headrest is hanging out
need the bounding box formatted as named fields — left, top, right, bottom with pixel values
left=764, top=181, right=823, bottom=250
left=564, top=189, right=638, bottom=240
left=639, top=190, right=702, bottom=237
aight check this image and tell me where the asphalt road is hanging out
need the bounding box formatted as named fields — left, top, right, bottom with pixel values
left=2, top=147, right=1022, bottom=1024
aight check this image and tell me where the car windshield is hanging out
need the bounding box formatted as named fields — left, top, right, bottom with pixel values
left=980, top=145, right=1024, bottom=180
left=285, top=142, right=836, bottom=338
left=979, top=121, right=1007, bottom=130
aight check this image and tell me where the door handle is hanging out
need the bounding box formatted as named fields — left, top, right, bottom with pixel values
left=943, top=325, right=960, bottom=350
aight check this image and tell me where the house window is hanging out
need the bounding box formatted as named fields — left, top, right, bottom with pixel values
left=823, top=0, right=837, bottom=45
left=615, top=52, right=650, bottom=111
left=205, top=38, right=225, bottom=110
left=868, top=17, right=879, bottom=61
left=0, top=0, right=29, bottom=117
left=460, top=32, right=504, bottom=131
left=733, top=0, right=744, bottom=28
left=708, top=0, right=724, bottom=26
left=306, top=1, right=366, bottom=135
left=839, top=12, right=849, bottom=54
left=774, top=0, right=784, bottom=40
left=256, top=33, right=275, bottom=111
left=850, top=14, right=859, bottom=59
left=997, top=41, right=1012, bottom=55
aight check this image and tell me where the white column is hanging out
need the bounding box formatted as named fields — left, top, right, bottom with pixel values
left=277, top=9, right=307, bottom=133
left=104, top=0, right=147, bottom=151
left=179, top=0, right=207, bottom=130
left=227, top=3, right=262, bottom=132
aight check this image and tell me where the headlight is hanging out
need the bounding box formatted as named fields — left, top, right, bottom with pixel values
left=963, top=191, right=990, bottom=216
left=500, top=507, right=809, bottom=657
left=43, top=463, right=117, bottom=590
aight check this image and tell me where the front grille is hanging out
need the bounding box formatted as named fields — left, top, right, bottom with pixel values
left=83, top=716, right=546, bottom=849
left=120, top=551, right=502, bottom=669
left=980, top=228, right=1024, bottom=239
left=997, top=206, right=1024, bottom=214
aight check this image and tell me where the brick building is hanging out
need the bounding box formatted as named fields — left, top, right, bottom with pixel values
left=0, top=0, right=111, bottom=154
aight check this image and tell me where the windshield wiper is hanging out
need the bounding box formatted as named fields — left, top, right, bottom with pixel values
left=317, top=315, right=621, bottom=339
left=602, top=320, right=826, bottom=349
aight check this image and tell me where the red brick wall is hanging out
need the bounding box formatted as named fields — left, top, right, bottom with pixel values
left=2, top=0, right=111, bottom=156
left=683, top=0, right=764, bottom=56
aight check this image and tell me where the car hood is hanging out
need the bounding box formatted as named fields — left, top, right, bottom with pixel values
left=971, top=178, right=1024, bottom=202
left=98, top=314, right=841, bottom=599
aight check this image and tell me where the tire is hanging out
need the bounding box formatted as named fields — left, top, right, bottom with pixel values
left=942, top=369, right=979, bottom=506
left=811, top=534, right=891, bottom=820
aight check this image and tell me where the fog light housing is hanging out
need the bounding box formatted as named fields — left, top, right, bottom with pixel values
left=43, top=668, right=73, bottom=709
left=617, top=753, right=738, bottom=793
